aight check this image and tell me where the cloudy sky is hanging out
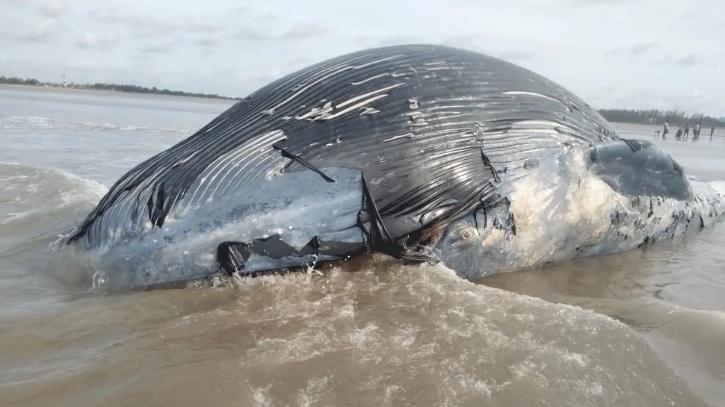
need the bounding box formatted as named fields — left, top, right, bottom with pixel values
left=1, top=0, right=723, bottom=115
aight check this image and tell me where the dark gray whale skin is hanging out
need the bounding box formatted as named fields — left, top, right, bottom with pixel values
left=66, top=44, right=704, bottom=288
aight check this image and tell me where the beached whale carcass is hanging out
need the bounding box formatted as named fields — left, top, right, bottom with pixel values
left=66, top=44, right=724, bottom=289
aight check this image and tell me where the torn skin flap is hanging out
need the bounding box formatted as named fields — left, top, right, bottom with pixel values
left=216, top=235, right=365, bottom=276
left=212, top=167, right=366, bottom=276
left=273, top=142, right=336, bottom=183
left=213, top=167, right=438, bottom=277
left=217, top=241, right=251, bottom=275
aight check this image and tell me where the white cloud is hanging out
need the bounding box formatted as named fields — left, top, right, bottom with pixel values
left=18, top=17, right=59, bottom=42
left=39, top=0, right=65, bottom=17
left=674, top=54, right=707, bottom=67
left=76, top=31, right=117, bottom=49
left=139, top=38, right=178, bottom=54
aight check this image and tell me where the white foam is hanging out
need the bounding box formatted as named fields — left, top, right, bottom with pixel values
left=0, top=115, right=189, bottom=135
left=707, top=180, right=725, bottom=197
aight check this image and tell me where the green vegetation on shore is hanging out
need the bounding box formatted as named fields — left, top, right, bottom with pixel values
left=597, top=109, right=724, bottom=127
left=0, top=75, right=237, bottom=100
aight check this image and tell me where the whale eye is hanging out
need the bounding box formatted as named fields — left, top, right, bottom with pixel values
left=452, top=225, right=479, bottom=249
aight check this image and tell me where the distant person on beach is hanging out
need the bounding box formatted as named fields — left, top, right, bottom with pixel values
left=711, top=126, right=716, bottom=141
left=662, top=121, right=669, bottom=139
left=684, top=122, right=690, bottom=140
left=676, top=127, right=683, bottom=140
left=695, top=122, right=702, bottom=141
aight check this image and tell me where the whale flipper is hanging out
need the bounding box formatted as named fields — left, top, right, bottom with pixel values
left=588, top=140, right=690, bottom=200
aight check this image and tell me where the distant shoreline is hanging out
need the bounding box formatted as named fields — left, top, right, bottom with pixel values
left=0, top=83, right=239, bottom=103
left=0, top=76, right=239, bottom=101
left=2, top=76, right=722, bottom=126
left=598, top=109, right=724, bottom=128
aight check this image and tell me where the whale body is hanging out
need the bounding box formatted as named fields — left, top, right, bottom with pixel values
left=65, top=44, right=724, bottom=289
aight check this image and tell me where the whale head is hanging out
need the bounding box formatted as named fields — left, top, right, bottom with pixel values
left=432, top=141, right=725, bottom=280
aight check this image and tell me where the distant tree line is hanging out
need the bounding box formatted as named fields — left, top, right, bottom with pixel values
left=0, top=75, right=43, bottom=86
left=598, top=109, right=725, bottom=127
left=0, top=75, right=236, bottom=100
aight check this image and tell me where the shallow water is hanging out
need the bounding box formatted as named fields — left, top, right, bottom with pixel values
left=1, top=85, right=724, bottom=406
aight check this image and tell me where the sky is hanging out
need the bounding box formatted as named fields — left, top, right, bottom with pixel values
left=1, top=0, right=723, bottom=116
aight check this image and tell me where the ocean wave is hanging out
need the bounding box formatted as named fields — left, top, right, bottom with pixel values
left=0, top=115, right=190, bottom=135
left=0, top=163, right=106, bottom=244
left=0, top=258, right=702, bottom=406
